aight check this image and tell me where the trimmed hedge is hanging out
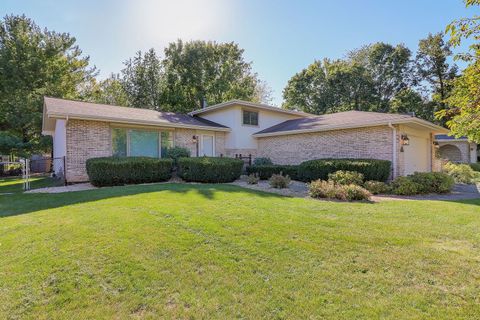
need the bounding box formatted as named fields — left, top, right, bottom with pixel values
left=177, top=157, right=243, bottom=183
left=246, top=165, right=300, bottom=180
left=298, top=158, right=391, bottom=182
left=86, top=157, right=173, bottom=187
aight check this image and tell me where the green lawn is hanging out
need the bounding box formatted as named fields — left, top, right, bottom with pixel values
left=1, top=183, right=479, bottom=319
left=0, top=175, right=63, bottom=194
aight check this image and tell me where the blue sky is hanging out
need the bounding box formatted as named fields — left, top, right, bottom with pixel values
left=1, top=0, right=476, bottom=104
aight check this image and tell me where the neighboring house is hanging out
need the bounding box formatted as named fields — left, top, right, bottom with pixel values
left=42, top=97, right=448, bottom=183
left=435, top=135, right=478, bottom=163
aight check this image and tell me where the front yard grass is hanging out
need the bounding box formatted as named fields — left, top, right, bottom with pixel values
left=1, top=183, right=479, bottom=319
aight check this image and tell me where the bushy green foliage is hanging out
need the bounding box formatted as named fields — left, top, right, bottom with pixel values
left=391, top=177, right=422, bottom=195
left=86, top=157, right=173, bottom=187
left=269, top=173, right=291, bottom=189
left=308, top=180, right=371, bottom=201
left=443, top=162, right=480, bottom=184
left=247, top=173, right=260, bottom=185
left=253, top=157, right=273, bottom=166
left=363, top=180, right=391, bottom=194
left=165, top=147, right=190, bottom=166
left=298, top=158, right=391, bottom=182
left=328, top=170, right=364, bottom=185
left=177, top=157, right=243, bottom=183
left=246, top=165, right=299, bottom=180
left=470, top=162, right=480, bottom=172
left=408, top=172, right=454, bottom=193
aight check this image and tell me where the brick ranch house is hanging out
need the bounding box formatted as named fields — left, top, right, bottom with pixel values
left=42, top=97, right=449, bottom=183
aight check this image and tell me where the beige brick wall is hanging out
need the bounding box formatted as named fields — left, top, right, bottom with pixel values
left=438, top=141, right=471, bottom=163
left=66, top=120, right=112, bottom=182
left=174, top=128, right=197, bottom=156
left=257, top=125, right=394, bottom=163
left=215, top=132, right=226, bottom=156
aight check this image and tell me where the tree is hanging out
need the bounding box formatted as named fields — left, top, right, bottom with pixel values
left=437, top=0, right=480, bottom=142
left=416, top=32, right=457, bottom=112
left=390, top=88, right=433, bottom=121
left=348, top=42, right=413, bottom=111
left=0, top=14, right=95, bottom=154
left=283, top=59, right=376, bottom=114
left=121, top=48, right=163, bottom=109
left=161, top=40, right=259, bottom=113
left=80, top=74, right=130, bottom=106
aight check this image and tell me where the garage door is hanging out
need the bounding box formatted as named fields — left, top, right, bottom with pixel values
left=403, top=135, right=430, bottom=175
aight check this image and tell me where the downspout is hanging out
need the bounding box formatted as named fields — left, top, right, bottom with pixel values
left=388, top=122, right=397, bottom=179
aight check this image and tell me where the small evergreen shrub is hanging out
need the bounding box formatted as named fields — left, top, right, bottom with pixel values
left=86, top=157, right=173, bottom=187
left=444, top=162, right=480, bottom=184
left=328, top=170, right=364, bottom=185
left=246, top=165, right=299, bottom=180
left=390, top=176, right=421, bottom=195
left=177, top=157, right=243, bottom=183
left=253, top=157, right=273, bottom=166
left=247, top=173, right=260, bottom=185
left=308, top=180, right=371, bottom=201
left=363, top=180, right=390, bottom=194
left=165, top=147, right=190, bottom=166
left=269, top=173, right=291, bottom=189
left=409, top=172, right=454, bottom=194
left=470, top=162, right=480, bottom=172
left=298, top=158, right=391, bottom=182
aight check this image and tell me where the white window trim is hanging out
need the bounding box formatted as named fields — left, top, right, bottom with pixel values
left=112, top=127, right=174, bottom=158
left=242, top=109, right=259, bottom=127
left=200, top=134, right=215, bottom=157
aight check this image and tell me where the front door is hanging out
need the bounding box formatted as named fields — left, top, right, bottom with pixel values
left=201, top=135, right=214, bottom=156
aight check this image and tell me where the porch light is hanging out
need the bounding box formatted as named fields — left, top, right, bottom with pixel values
left=192, top=135, right=198, bottom=143
left=401, top=134, right=410, bottom=146
left=433, top=141, right=440, bottom=149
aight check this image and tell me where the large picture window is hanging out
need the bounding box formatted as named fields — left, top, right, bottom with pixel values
left=111, top=128, right=173, bottom=158
left=243, top=110, right=259, bottom=126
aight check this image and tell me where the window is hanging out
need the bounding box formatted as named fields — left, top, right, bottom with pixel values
left=111, top=128, right=173, bottom=158
left=243, top=110, right=259, bottom=126
left=112, top=128, right=127, bottom=157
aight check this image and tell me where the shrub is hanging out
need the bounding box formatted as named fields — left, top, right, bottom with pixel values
left=328, top=170, right=364, bottom=185
left=409, top=172, right=454, bottom=194
left=165, top=147, right=190, bottom=166
left=308, top=180, right=371, bottom=201
left=298, top=158, right=391, bottom=182
left=177, top=157, right=243, bottom=183
left=443, top=162, right=480, bottom=184
left=247, top=173, right=260, bottom=185
left=86, top=157, right=173, bottom=187
left=390, top=176, right=421, bottom=195
left=363, top=180, right=390, bottom=194
left=253, top=157, right=273, bottom=166
left=246, top=165, right=299, bottom=180
left=470, top=162, right=480, bottom=172
left=342, top=184, right=372, bottom=201
left=269, top=173, right=291, bottom=188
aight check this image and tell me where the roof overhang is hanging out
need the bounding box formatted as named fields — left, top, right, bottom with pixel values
left=42, top=111, right=231, bottom=134
left=252, top=118, right=449, bottom=138
left=189, top=100, right=310, bottom=117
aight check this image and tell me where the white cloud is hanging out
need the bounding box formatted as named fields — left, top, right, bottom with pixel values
left=122, top=0, right=234, bottom=49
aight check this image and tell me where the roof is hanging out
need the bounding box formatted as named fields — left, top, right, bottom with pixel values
left=434, top=134, right=469, bottom=141
left=189, top=100, right=309, bottom=117
left=253, top=110, right=449, bottom=137
left=42, top=97, right=229, bottom=134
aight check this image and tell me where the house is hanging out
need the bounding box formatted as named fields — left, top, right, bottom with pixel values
left=42, top=97, right=448, bottom=183
left=435, top=135, right=478, bottom=163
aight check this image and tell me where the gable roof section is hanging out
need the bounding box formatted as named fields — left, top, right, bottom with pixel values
left=253, top=110, right=448, bottom=137
left=42, top=97, right=230, bottom=134
left=189, top=100, right=310, bottom=117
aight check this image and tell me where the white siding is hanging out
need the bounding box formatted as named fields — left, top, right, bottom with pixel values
left=53, top=119, right=66, bottom=175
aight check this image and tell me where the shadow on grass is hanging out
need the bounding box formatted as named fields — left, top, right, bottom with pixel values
left=0, top=183, right=286, bottom=218
left=0, top=175, right=63, bottom=194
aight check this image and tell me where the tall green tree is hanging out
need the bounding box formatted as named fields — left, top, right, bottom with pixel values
left=0, top=14, right=95, bottom=154
left=349, top=42, right=413, bottom=111
left=416, top=32, right=457, bottom=112
left=437, top=0, right=480, bottom=142
left=161, top=40, right=260, bottom=113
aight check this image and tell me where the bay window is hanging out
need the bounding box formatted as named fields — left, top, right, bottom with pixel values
left=112, top=128, right=173, bottom=158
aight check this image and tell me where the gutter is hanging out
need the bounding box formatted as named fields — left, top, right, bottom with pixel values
left=388, top=122, right=397, bottom=178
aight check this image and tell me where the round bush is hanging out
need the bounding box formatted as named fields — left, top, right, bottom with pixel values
left=269, top=173, right=291, bottom=189
left=391, top=176, right=422, bottom=195
left=408, top=172, right=454, bottom=194
left=298, top=158, right=391, bottom=182
left=86, top=157, right=173, bottom=187
left=165, top=147, right=190, bottom=166
left=363, top=180, right=390, bottom=195
left=328, top=170, right=364, bottom=185
left=342, top=184, right=372, bottom=201
left=177, top=157, right=243, bottom=183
